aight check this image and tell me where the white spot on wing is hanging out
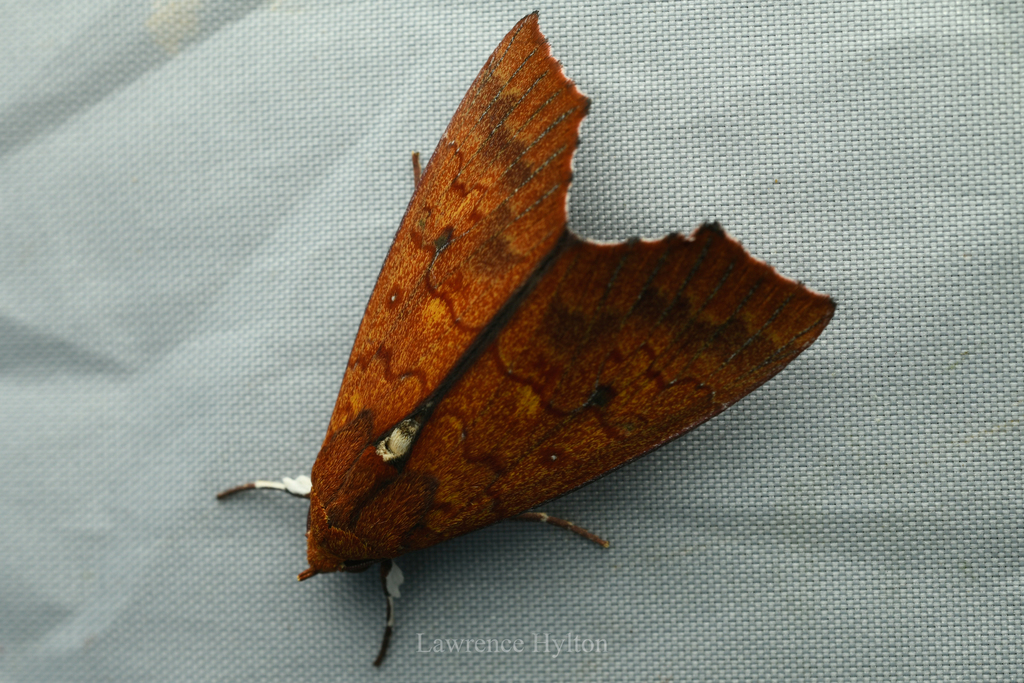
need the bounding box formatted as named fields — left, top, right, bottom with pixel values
left=377, top=419, right=421, bottom=463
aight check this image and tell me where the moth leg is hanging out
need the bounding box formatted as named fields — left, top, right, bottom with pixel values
left=411, top=151, right=422, bottom=189
left=373, top=559, right=404, bottom=667
left=215, top=475, right=311, bottom=500
left=514, top=512, right=610, bottom=549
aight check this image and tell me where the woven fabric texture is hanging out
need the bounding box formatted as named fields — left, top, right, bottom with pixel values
left=1, top=1, right=1021, bottom=680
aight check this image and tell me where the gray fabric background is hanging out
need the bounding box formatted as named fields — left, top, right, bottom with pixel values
left=2, top=1, right=1021, bottom=680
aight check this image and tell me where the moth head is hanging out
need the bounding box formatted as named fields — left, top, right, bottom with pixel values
left=303, top=484, right=380, bottom=577
left=303, top=412, right=431, bottom=577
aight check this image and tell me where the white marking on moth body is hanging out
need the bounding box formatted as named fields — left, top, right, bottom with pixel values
left=386, top=562, right=404, bottom=598
left=281, top=475, right=312, bottom=496
left=385, top=562, right=403, bottom=629
left=253, top=475, right=311, bottom=496
left=376, top=419, right=421, bottom=462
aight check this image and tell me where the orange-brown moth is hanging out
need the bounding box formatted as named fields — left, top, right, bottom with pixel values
left=219, top=12, right=835, bottom=666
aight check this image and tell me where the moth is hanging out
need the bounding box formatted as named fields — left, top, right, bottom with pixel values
left=219, top=12, right=835, bottom=666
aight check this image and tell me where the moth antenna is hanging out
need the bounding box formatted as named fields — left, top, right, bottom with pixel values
left=215, top=475, right=312, bottom=500
left=373, top=560, right=404, bottom=667
left=411, top=151, right=422, bottom=189
left=514, top=512, right=610, bottom=549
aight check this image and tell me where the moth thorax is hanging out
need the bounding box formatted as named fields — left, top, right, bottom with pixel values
left=376, top=419, right=421, bottom=463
